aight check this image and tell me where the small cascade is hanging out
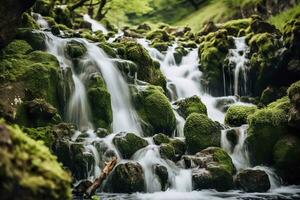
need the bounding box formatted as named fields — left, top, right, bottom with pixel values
left=133, top=145, right=192, bottom=193
left=224, top=37, right=249, bottom=96
left=83, top=14, right=108, bottom=33
left=32, top=12, right=50, bottom=29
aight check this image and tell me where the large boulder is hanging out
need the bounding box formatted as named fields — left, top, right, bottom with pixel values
left=273, top=135, right=300, bottom=184
left=246, top=97, right=290, bottom=165
left=184, top=113, right=221, bottom=154
left=120, top=41, right=166, bottom=89
left=174, top=95, right=207, bottom=119
left=235, top=169, right=270, bottom=192
left=133, top=86, right=176, bottom=136
left=65, top=40, right=87, bottom=59
left=224, top=105, right=257, bottom=127
left=113, top=132, right=148, bottom=159
left=181, top=147, right=235, bottom=191
left=287, top=81, right=300, bottom=130
left=0, top=0, right=36, bottom=49
left=104, top=162, right=145, bottom=193
left=85, top=73, right=112, bottom=129
left=0, top=120, right=71, bottom=200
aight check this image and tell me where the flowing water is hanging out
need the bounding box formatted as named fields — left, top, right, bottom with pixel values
left=34, top=16, right=300, bottom=199
left=83, top=14, right=108, bottom=33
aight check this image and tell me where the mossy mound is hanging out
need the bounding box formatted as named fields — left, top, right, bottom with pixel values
left=16, top=28, right=46, bottom=50
left=113, top=132, right=148, bottom=159
left=85, top=73, right=112, bottom=129
left=104, top=162, right=145, bottom=193
left=246, top=96, right=290, bottom=165
left=133, top=86, right=176, bottom=136
left=159, top=143, right=176, bottom=161
left=198, top=29, right=234, bottom=96
left=0, top=40, right=63, bottom=122
left=0, top=120, right=71, bottom=199
left=120, top=41, right=166, bottom=89
left=273, top=135, right=300, bottom=184
left=20, top=13, right=39, bottom=29
left=287, top=80, right=300, bottom=130
left=225, top=105, right=257, bottom=127
left=146, top=29, right=174, bottom=42
left=65, top=40, right=87, bottom=59
left=174, top=95, right=207, bottom=119
left=184, top=113, right=221, bottom=154
left=153, top=133, right=170, bottom=145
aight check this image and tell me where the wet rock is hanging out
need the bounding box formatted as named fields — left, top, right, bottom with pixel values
left=174, top=95, right=207, bottom=119
left=159, top=143, right=176, bottom=161
left=225, top=129, right=239, bottom=152
left=224, top=105, right=257, bottom=127
left=235, top=169, right=270, bottom=192
left=73, top=179, right=93, bottom=195
left=214, top=97, right=236, bottom=112
left=198, top=21, right=218, bottom=36
left=153, top=133, right=170, bottom=145
left=95, top=128, right=110, bottom=138
left=104, top=162, right=145, bottom=193
left=137, top=23, right=151, bottom=31
left=287, top=81, right=300, bottom=130
left=65, top=40, right=87, bottom=59
left=153, top=164, right=168, bottom=191
left=170, top=138, right=186, bottom=158
left=16, top=28, right=46, bottom=50
left=113, top=132, right=148, bottom=159
left=273, top=135, right=300, bottom=184
left=184, top=147, right=235, bottom=191
left=184, top=113, right=221, bottom=154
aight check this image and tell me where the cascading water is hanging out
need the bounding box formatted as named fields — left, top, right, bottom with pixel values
left=83, top=14, right=108, bottom=33
left=224, top=37, right=249, bottom=96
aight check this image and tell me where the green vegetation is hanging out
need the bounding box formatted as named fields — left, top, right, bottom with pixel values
left=225, top=105, right=257, bottom=127
left=269, top=4, right=300, bottom=30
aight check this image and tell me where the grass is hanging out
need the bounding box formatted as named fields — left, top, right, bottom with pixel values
left=268, top=3, right=300, bottom=30
left=174, top=1, right=234, bottom=31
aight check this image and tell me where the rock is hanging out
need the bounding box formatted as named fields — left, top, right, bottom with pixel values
left=85, top=73, right=112, bottom=129
left=174, top=95, right=207, bottom=119
left=137, top=23, right=151, bottom=31
left=53, top=6, right=73, bottom=28
left=0, top=121, right=71, bottom=199
left=260, top=86, right=286, bottom=105
left=235, top=169, right=270, bottom=192
left=0, top=0, right=36, bottom=49
left=104, top=162, right=145, bottom=193
left=16, top=28, right=46, bottom=50
left=65, top=40, right=87, bottom=59
left=113, top=132, right=148, bottom=159
left=146, top=30, right=173, bottom=42
left=16, top=98, right=62, bottom=127
left=170, top=138, right=186, bottom=158
left=20, top=13, right=39, bottom=29
left=33, top=0, right=53, bottom=16
left=182, top=147, right=235, bottom=191
left=246, top=97, right=290, bottom=165
left=184, top=113, right=221, bottom=154
left=273, top=135, right=300, bottom=184
left=122, top=41, right=166, bottom=89
left=224, top=105, right=257, bottom=127
left=133, top=86, right=176, bottom=136
left=287, top=81, right=300, bottom=130
left=173, top=46, right=188, bottom=64
left=153, top=133, right=170, bottom=145
left=224, top=129, right=239, bottom=152
left=198, top=21, right=218, bottom=36
left=73, top=179, right=93, bottom=195
left=153, top=164, right=168, bottom=191
left=95, top=128, right=110, bottom=138
left=214, top=97, right=236, bottom=112
left=159, top=143, right=176, bottom=161
left=151, top=41, right=170, bottom=52
left=221, top=18, right=251, bottom=36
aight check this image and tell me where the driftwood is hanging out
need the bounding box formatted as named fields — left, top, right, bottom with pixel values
left=85, top=156, right=118, bottom=198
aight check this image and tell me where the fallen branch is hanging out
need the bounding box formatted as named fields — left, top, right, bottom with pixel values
left=85, top=156, right=118, bottom=197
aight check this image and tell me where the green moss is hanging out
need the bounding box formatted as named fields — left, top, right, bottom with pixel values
left=151, top=42, right=169, bottom=52
left=33, top=0, right=53, bottom=16
left=0, top=120, right=71, bottom=199
left=85, top=73, right=112, bottom=129
left=122, top=41, right=166, bottom=89
left=65, top=40, right=87, bottom=58
left=1, top=39, right=33, bottom=55
left=175, top=95, right=207, bottom=119
left=246, top=97, right=290, bottom=165
left=16, top=28, right=46, bottom=50
left=225, top=105, right=257, bottom=127
left=287, top=81, right=300, bottom=102
left=211, top=147, right=235, bottom=175
left=269, top=4, right=300, bottom=30
left=134, top=86, right=176, bottom=136
left=113, top=133, right=148, bottom=159
left=159, top=143, right=176, bottom=161
left=184, top=113, right=221, bottom=154
left=51, top=24, right=71, bottom=35
left=53, top=7, right=73, bottom=28
left=146, top=30, right=173, bottom=42
left=98, top=42, right=117, bottom=58
left=222, top=18, right=251, bottom=36
left=22, top=126, right=53, bottom=148
left=20, top=13, right=39, bottom=29
left=153, top=133, right=170, bottom=145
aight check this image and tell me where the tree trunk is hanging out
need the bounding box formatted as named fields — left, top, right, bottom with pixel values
left=69, top=0, right=89, bottom=11
left=95, top=0, right=108, bottom=20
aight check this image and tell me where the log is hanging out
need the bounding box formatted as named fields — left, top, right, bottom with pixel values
left=85, top=156, right=118, bottom=197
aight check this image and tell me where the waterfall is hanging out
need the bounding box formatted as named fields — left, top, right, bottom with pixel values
left=224, top=37, right=249, bottom=96
left=83, top=14, right=108, bottom=33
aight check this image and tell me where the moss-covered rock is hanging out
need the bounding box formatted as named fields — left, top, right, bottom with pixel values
left=173, top=46, right=188, bottom=64
left=146, top=30, right=173, bottom=42
left=221, top=18, right=251, bottom=36
left=104, top=162, right=145, bottom=193
left=0, top=120, right=71, bottom=199
left=33, top=0, right=53, bottom=16
left=85, top=73, right=112, bottom=129
left=174, top=95, right=207, bottom=119
left=246, top=97, right=290, bottom=165
left=16, top=98, right=62, bottom=127
left=153, top=133, right=170, bottom=145
left=121, top=41, right=166, bottom=89
left=153, top=164, right=168, bottom=191
left=198, top=29, right=234, bottom=96
left=98, top=42, right=117, bottom=58
left=20, top=13, right=39, bottom=29
left=65, top=40, right=87, bottom=59
left=260, top=86, right=286, bottom=105
left=151, top=41, right=169, bottom=52
left=185, top=147, right=235, bottom=191
left=133, top=86, right=176, bottom=136
left=287, top=81, right=300, bottom=130
left=225, top=105, right=257, bottom=127
left=113, top=132, right=148, bottom=159
left=184, top=113, right=221, bottom=154
left=53, top=6, right=73, bottom=28
left=235, top=169, right=270, bottom=192
left=16, top=28, right=46, bottom=50
left=159, top=143, right=176, bottom=161
left=273, top=135, right=300, bottom=184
